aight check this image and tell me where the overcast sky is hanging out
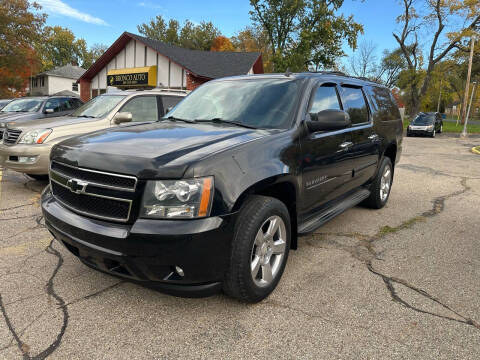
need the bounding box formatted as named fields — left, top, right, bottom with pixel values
left=35, top=0, right=411, bottom=62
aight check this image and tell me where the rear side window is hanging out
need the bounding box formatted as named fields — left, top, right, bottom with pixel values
left=309, top=85, right=341, bottom=113
left=160, top=95, right=184, bottom=116
left=120, top=96, right=158, bottom=122
left=366, top=86, right=401, bottom=121
left=340, top=86, right=369, bottom=124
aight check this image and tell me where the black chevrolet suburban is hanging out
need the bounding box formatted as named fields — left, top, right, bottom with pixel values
left=41, top=73, right=403, bottom=302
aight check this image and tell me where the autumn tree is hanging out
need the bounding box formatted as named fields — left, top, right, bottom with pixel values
left=137, top=15, right=221, bottom=51
left=36, top=26, right=91, bottom=70
left=0, top=0, right=46, bottom=97
left=393, top=0, right=480, bottom=115
left=211, top=36, right=235, bottom=52
left=232, top=26, right=274, bottom=72
left=249, top=0, right=363, bottom=71
left=82, top=43, right=109, bottom=69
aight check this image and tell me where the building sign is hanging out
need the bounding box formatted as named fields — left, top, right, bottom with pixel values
left=107, top=66, right=157, bottom=88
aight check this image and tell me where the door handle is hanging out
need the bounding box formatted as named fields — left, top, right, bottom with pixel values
left=339, top=141, right=353, bottom=150
left=368, top=134, right=379, bottom=141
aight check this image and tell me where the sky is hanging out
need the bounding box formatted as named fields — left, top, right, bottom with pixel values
left=35, top=0, right=406, bottom=61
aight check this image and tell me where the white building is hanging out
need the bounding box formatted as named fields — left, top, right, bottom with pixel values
left=30, top=64, right=86, bottom=96
left=78, top=32, right=263, bottom=102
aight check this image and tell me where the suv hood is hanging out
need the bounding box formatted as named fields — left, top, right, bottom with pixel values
left=52, top=121, right=273, bottom=179
left=0, top=112, right=40, bottom=123
left=5, top=115, right=99, bottom=130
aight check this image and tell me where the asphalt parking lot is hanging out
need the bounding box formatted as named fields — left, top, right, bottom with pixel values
left=1, top=135, right=480, bottom=359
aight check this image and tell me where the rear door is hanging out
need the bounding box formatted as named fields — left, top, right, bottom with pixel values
left=339, top=85, right=379, bottom=189
left=300, top=82, right=353, bottom=215
left=115, top=95, right=159, bottom=124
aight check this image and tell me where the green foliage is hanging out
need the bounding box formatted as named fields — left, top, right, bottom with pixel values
left=82, top=43, right=109, bottom=69
left=249, top=0, right=363, bottom=71
left=0, top=0, right=46, bottom=97
left=232, top=26, right=274, bottom=72
left=137, top=15, right=221, bottom=51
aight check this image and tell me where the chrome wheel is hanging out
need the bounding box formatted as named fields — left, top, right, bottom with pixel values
left=379, top=165, right=392, bottom=202
left=250, top=215, right=287, bottom=287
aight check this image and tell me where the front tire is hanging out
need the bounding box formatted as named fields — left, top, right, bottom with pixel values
left=363, top=157, right=393, bottom=209
left=431, top=129, right=436, bottom=138
left=223, top=195, right=291, bottom=303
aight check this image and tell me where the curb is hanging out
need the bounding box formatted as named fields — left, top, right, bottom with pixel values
left=472, top=146, right=480, bottom=155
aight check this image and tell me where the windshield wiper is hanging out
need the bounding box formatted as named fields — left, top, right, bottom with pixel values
left=76, top=115, right=96, bottom=118
left=195, top=118, right=258, bottom=129
left=161, top=116, right=196, bottom=123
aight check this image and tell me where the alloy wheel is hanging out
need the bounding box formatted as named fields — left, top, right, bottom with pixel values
left=379, top=165, right=392, bottom=202
left=250, top=215, right=287, bottom=287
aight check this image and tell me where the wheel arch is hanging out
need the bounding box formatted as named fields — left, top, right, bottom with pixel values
left=231, top=175, right=299, bottom=250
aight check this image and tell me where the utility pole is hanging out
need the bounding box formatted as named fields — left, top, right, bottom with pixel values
left=437, top=79, right=442, bottom=113
left=461, top=36, right=475, bottom=124
left=462, top=81, right=477, bottom=138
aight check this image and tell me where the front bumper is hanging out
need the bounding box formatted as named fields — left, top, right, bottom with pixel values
left=406, top=129, right=434, bottom=136
left=41, top=187, right=236, bottom=297
left=0, top=143, right=51, bottom=174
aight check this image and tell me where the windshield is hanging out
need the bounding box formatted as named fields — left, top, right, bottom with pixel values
left=165, top=78, right=300, bottom=129
left=412, top=114, right=434, bottom=125
left=71, top=95, right=126, bottom=118
left=1, top=98, right=43, bottom=113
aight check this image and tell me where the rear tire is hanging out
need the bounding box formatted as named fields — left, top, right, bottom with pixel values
left=363, top=157, right=393, bottom=209
left=27, top=174, right=48, bottom=181
left=223, top=195, right=291, bottom=303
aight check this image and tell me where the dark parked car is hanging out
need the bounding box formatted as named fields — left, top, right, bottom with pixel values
left=0, top=99, right=12, bottom=110
left=0, top=95, right=83, bottom=140
left=42, top=73, right=403, bottom=302
left=407, top=112, right=443, bottom=137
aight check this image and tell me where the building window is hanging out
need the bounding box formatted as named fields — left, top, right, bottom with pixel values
left=40, top=76, right=45, bottom=87
left=72, top=82, right=79, bottom=92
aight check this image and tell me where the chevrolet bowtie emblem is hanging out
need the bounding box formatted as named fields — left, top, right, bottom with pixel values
left=66, top=179, right=88, bottom=194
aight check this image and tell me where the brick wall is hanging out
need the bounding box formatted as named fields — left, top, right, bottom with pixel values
left=79, top=79, right=91, bottom=102
left=186, top=73, right=210, bottom=91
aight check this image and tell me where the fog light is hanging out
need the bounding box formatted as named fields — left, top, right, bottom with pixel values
left=175, top=266, right=184, bottom=277
left=18, top=156, right=38, bottom=163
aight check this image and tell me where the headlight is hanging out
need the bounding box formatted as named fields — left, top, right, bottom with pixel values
left=18, top=129, right=52, bottom=144
left=426, top=125, right=434, bottom=131
left=141, top=177, right=214, bottom=219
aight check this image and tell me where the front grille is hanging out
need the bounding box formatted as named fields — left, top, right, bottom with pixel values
left=3, top=129, right=22, bottom=145
left=49, top=161, right=137, bottom=222
left=51, top=161, right=136, bottom=191
left=0, top=128, right=4, bottom=141
left=51, top=181, right=131, bottom=222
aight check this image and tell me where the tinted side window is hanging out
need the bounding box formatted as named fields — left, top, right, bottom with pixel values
left=160, top=96, right=184, bottom=116
left=45, top=98, right=62, bottom=112
left=120, top=96, right=158, bottom=122
left=310, top=85, right=341, bottom=113
left=366, top=86, right=400, bottom=121
left=69, top=98, right=83, bottom=109
left=341, top=86, right=369, bottom=124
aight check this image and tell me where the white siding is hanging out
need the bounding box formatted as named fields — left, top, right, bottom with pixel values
left=107, top=59, right=115, bottom=72
left=99, top=67, right=107, bottom=89
left=46, top=76, right=79, bottom=95
left=146, top=47, right=156, bottom=66
left=157, top=54, right=169, bottom=87
left=91, top=74, right=99, bottom=90
left=116, top=49, right=125, bottom=69
left=170, top=62, right=183, bottom=88
left=135, top=41, right=146, bottom=67
left=125, top=40, right=135, bottom=68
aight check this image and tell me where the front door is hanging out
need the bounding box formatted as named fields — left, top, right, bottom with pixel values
left=300, top=83, right=353, bottom=216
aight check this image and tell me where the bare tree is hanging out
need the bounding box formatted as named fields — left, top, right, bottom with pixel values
left=393, top=0, right=480, bottom=115
left=348, top=41, right=378, bottom=78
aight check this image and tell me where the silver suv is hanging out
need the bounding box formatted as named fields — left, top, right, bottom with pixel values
left=0, top=90, right=187, bottom=179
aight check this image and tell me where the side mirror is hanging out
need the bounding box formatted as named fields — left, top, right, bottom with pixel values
left=306, top=109, right=351, bottom=132
left=113, top=112, right=133, bottom=125
left=44, top=108, right=54, bottom=114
